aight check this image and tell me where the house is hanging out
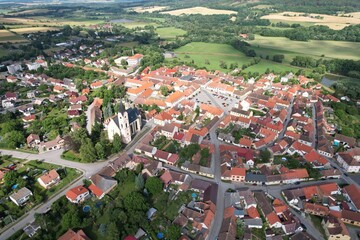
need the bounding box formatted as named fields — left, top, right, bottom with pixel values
left=58, top=229, right=91, bottom=240
left=266, top=212, right=282, bottom=228
left=9, top=187, right=33, bottom=206
left=7, top=63, right=22, bottom=74
left=127, top=54, right=144, bottom=66
left=37, top=169, right=61, bottom=189
left=106, top=102, right=141, bottom=144
left=343, top=184, right=360, bottom=212
left=322, top=216, right=350, bottom=240
left=6, top=75, right=17, bottom=83
left=39, top=135, right=64, bottom=152
left=230, top=167, right=246, bottom=182
left=304, top=203, right=330, bottom=216
left=89, top=174, right=118, bottom=199
left=336, top=152, right=360, bottom=173
left=27, top=134, right=40, bottom=148
left=23, top=222, right=41, bottom=238
left=86, top=98, right=103, bottom=134
left=341, top=210, right=360, bottom=227
left=66, top=185, right=90, bottom=204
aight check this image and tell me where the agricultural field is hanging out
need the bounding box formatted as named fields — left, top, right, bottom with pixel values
left=171, top=42, right=252, bottom=71
left=161, top=7, right=237, bottom=16
left=155, top=27, right=186, bottom=40
left=7, top=9, right=53, bottom=16
left=0, top=30, right=27, bottom=43
left=11, top=27, right=59, bottom=34
left=131, top=6, right=168, bottom=13
left=261, top=11, right=360, bottom=30
left=248, top=35, right=360, bottom=62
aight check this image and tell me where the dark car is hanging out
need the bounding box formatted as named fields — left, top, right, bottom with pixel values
left=294, top=182, right=300, bottom=185
left=344, top=173, right=349, bottom=177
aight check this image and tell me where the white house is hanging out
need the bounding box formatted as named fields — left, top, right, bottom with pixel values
left=127, top=54, right=143, bottom=66
left=9, top=187, right=33, bottom=206
left=37, top=169, right=61, bottom=189
left=337, top=153, right=360, bottom=173
left=65, top=185, right=90, bottom=204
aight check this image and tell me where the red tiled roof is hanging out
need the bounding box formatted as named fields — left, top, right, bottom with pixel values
left=88, top=184, right=103, bottom=198
left=66, top=185, right=88, bottom=202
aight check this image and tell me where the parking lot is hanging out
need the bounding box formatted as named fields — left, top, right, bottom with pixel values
left=189, top=89, right=238, bottom=113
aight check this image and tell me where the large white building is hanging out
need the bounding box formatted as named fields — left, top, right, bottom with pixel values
left=106, top=102, right=141, bottom=144
left=337, top=152, right=360, bottom=173
left=7, top=63, right=22, bottom=74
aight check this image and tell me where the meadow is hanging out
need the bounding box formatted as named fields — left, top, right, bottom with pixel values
left=172, top=42, right=252, bottom=71
left=155, top=27, right=186, bottom=40
left=170, top=42, right=304, bottom=73
left=248, top=35, right=360, bottom=63
left=161, top=7, right=237, bottom=16
left=261, top=11, right=360, bottom=30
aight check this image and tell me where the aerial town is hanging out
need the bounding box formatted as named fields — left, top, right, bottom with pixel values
left=0, top=0, right=360, bottom=240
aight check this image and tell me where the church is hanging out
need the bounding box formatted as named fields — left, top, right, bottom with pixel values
left=106, top=102, right=141, bottom=144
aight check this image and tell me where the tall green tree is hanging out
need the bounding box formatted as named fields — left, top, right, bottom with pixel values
left=145, top=177, right=163, bottom=195
left=80, top=138, right=97, bottom=162
left=112, top=134, right=122, bottom=153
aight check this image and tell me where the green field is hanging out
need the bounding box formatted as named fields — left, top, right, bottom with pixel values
left=155, top=27, right=186, bottom=40
left=248, top=35, right=360, bottom=63
left=171, top=42, right=252, bottom=71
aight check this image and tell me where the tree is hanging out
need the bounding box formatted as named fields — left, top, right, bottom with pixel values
left=61, top=211, right=81, bottom=229
left=160, top=86, right=170, bottom=96
left=145, top=177, right=163, bottom=195
left=4, top=171, right=19, bottom=188
left=79, top=138, right=97, bottom=162
left=95, top=142, right=106, bottom=159
left=123, top=192, right=147, bottom=211
left=259, top=149, right=271, bottom=163
left=166, top=225, right=181, bottom=240
left=2, top=130, right=25, bottom=148
left=273, top=54, right=285, bottom=63
left=135, top=173, right=144, bottom=190
left=112, top=134, right=122, bottom=153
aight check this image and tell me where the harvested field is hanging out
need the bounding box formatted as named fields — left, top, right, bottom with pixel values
left=161, top=7, right=237, bottom=16
left=261, top=11, right=360, bottom=30
left=11, top=27, right=59, bottom=34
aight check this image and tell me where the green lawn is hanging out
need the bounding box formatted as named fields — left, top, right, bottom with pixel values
left=61, top=150, right=82, bottom=162
left=171, top=42, right=253, bottom=72
left=155, top=27, right=186, bottom=40
left=248, top=35, right=360, bottom=62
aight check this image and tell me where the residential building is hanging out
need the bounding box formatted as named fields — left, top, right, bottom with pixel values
left=9, top=187, right=33, bottom=206
left=37, top=169, right=61, bottom=189
left=58, top=229, right=91, bottom=240
left=66, top=185, right=90, bottom=204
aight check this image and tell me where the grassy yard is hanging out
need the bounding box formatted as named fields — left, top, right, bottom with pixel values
left=248, top=35, right=360, bottom=63
left=171, top=42, right=252, bottom=72
left=155, top=27, right=186, bottom=40
left=61, top=150, right=82, bottom=162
